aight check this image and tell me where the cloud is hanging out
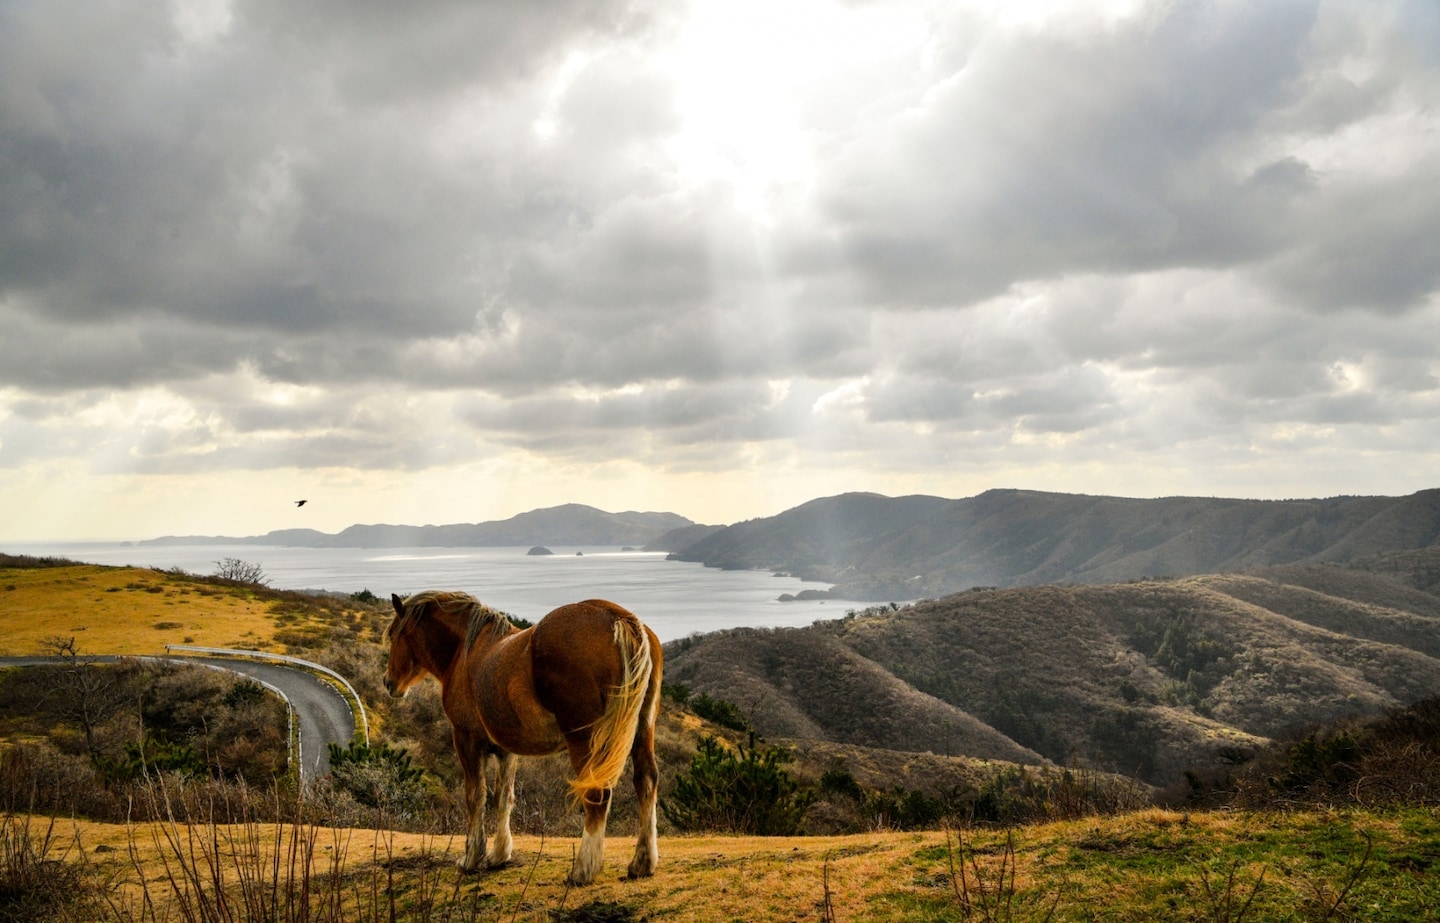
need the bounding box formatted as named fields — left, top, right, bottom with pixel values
left=1, top=0, right=1439, bottom=539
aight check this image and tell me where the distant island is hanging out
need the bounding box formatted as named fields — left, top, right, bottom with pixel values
left=143, top=504, right=698, bottom=551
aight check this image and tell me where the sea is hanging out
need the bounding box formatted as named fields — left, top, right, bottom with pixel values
left=7, top=542, right=852, bottom=643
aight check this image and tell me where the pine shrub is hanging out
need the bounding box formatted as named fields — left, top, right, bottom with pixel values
left=663, top=734, right=815, bottom=835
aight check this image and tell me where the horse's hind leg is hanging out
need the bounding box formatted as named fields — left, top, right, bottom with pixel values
left=486, top=751, right=517, bottom=868
left=626, top=738, right=658, bottom=879
left=569, top=787, right=612, bottom=886
left=627, top=680, right=660, bottom=878
left=564, top=737, right=612, bottom=885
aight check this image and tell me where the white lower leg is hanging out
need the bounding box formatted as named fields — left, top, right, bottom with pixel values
left=459, top=761, right=488, bottom=872
left=568, top=793, right=610, bottom=885
left=486, top=755, right=516, bottom=867
left=628, top=790, right=658, bottom=878
left=461, top=801, right=487, bottom=871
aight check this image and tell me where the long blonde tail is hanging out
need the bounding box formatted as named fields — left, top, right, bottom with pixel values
left=569, top=615, right=654, bottom=800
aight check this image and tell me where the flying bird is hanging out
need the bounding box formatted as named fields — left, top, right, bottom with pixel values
left=295, top=500, right=308, bottom=507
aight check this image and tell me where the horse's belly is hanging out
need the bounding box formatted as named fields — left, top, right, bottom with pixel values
left=478, top=685, right=566, bottom=756
left=488, top=712, right=565, bottom=756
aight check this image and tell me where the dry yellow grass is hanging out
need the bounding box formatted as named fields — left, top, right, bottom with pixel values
left=37, top=806, right=1440, bottom=922
left=38, top=818, right=966, bottom=922
left=0, top=564, right=285, bottom=657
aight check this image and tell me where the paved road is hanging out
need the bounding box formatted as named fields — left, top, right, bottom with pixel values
left=0, top=655, right=356, bottom=786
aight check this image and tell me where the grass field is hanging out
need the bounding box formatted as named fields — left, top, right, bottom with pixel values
left=0, top=563, right=315, bottom=656
left=9, top=806, right=1434, bottom=922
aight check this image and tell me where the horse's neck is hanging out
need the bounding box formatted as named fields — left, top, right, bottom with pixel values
left=417, top=614, right=469, bottom=681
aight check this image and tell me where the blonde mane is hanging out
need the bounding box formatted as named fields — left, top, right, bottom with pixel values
left=389, top=590, right=516, bottom=648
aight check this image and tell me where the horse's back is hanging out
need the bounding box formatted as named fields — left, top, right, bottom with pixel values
left=532, top=599, right=638, bottom=669
left=530, top=599, right=648, bottom=729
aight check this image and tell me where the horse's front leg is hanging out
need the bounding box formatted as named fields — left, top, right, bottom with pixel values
left=454, top=732, right=489, bottom=873
left=485, top=751, right=517, bottom=868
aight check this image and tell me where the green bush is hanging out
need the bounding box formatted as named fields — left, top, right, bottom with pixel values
left=819, top=766, right=863, bottom=801
left=865, top=787, right=947, bottom=830
left=689, top=693, right=748, bottom=731
left=94, top=734, right=205, bottom=783
left=327, top=740, right=427, bottom=817
left=223, top=679, right=267, bottom=709
left=1269, top=731, right=1362, bottom=793
left=663, top=735, right=815, bottom=835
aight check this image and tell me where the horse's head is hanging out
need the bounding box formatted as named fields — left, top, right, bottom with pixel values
left=383, top=593, right=427, bottom=698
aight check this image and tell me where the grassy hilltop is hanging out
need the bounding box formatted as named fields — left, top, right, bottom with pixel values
left=1, top=554, right=1437, bottom=921
left=0, top=554, right=375, bottom=656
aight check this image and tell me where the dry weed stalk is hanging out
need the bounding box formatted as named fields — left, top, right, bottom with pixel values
left=944, top=826, right=1059, bottom=923
left=1195, top=860, right=1267, bottom=923
left=820, top=851, right=838, bottom=923
left=110, top=774, right=513, bottom=923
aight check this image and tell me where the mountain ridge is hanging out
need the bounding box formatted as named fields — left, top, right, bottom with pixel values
left=664, top=487, right=1440, bottom=599
left=142, top=503, right=694, bottom=549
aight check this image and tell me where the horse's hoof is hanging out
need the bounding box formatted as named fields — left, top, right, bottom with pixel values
left=456, top=859, right=482, bottom=874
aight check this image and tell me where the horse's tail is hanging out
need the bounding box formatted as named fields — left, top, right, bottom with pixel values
left=569, top=613, right=657, bottom=801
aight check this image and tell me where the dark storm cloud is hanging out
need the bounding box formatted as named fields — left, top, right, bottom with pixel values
left=1259, top=166, right=1440, bottom=314
left=0, top=0, right=657, bottom=382
left=1, top=0, right=1438, bottom=491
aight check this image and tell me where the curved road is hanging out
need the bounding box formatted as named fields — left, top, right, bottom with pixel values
left=0, top=655, right=356, bottom=786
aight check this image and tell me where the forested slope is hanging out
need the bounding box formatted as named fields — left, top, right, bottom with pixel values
left=665, top=553, right=1440, bottom=784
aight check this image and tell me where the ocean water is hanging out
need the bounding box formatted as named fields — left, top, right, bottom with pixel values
left=8, top=542, right=848, bottom=642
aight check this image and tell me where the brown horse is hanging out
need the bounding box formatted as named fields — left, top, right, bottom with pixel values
left=384, top=590, right=663, bottom=885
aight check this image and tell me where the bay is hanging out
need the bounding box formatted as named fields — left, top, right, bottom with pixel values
left=7, top=542, right=846, bottom=642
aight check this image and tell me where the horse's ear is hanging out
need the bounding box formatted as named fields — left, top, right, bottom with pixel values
left=391, top=593, right=405, bottom=616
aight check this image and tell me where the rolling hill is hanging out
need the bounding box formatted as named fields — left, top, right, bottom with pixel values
left=661, top=488, right=1440, bottom=599
left=663, top=549, right=1440, bottom=785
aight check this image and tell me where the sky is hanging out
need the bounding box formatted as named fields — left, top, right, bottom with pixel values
left=2, top=0, right=1439, bottom=542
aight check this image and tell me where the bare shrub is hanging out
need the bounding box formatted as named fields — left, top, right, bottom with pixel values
left=0, top=812, right=105, bottom=923
left=1231, top=696, right=1440, bottom=810
left=211, top=557, right=268, bottom=586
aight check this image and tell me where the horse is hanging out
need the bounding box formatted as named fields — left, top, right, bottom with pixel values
left=383, top=590, right=663, bottom=885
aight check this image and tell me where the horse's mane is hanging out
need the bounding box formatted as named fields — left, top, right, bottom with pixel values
left=390, top=590, right=515, bottom=649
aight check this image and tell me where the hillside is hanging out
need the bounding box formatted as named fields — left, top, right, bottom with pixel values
left=664, top=553, right=1440, bottom=785
left=666, top=488, right=1440, bottom=599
